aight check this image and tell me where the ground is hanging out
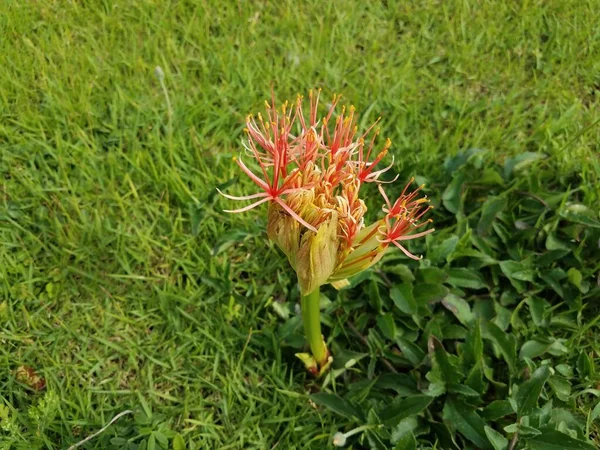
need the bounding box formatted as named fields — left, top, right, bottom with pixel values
left=1, top=1, right=599, bottom=449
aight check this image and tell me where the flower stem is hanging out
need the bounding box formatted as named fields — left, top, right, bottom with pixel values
left=301, top=287, right=328, bottom=366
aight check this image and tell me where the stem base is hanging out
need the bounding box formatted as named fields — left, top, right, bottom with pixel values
left=299, top=287, right=332, bottom=376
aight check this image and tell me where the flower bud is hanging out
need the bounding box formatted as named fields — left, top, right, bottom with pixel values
left=296, top=212, right=340, bottom=294
left=267, top=204, right=301, bottom=269
left=332, top=432, right=347, bottom=447
left=329, top=220, right=385, bottom=281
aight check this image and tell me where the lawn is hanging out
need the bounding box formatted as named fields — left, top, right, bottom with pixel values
left=1, top=1, right=600, bottom=449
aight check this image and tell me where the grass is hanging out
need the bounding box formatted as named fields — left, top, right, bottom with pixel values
left=1, top=1, right=599, bottom=448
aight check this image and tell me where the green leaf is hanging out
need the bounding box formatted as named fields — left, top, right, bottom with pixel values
left=527, top=430, right=596, bottom=450
left=567, top=268, right=586, bottom=292
left=394, top=433, right=417, bottom=450
left=499, top=260, right=533, bottom=292
left=449, top=383, right=481, bottom=397
left=446, top=268, right=486, bottom=290
left=430, top=336, right=463, bottom=386
left=577, top=352, right=595, bottom=379
left=310, top=393, right=359, bottom=420
left=463, top=321, right=484, bottom=366
left=366, top=429, right=389, bottom=450
left=189, top=202, right=205, bottom=236
left=380, top=395, right=434, bottom=427
left=477, top=196, right=507, bottom=236
left=429, top=236, right=459, bottom=263
left=430, top=338, right=478, bottom=397
left=520, top=340, right=552, bottom=359
left=483, top=322, right=517, bottom=374
left=555, top=364, right=574, bottom=378
left=375, top=373, right=419, bottom=395
left=590, top=401, right=600, bottom=422
left=368, top=280, right=383, bottom=314
left=479, top=168, right=505, bottom=186
left=540, top=269, right=566, bottom=298
left=545, top=234, right=571, bottom=251
left=443, top=398, right=493, bottom=450
left=377, top=313, right=397, bottom=340
left=147, top=434, right=156, bottom=450
left=464, top=323, right=487, bottom=393
left=516, top=424, right=542, bottom=437
left=391, top=284, right=417, bottom=315
left=391, top=417, right=419, bottom=444
left=395, top=337, right=426, bottom=367
left=516, top=365, right=551, bottom=416
left=559, top=204, right=600, bottom=228
left=498, top=260, right=532, bottom=280
left=504, top=152, right=545, bottom=177
left=418, top=267, right=448, bottom=284
left=482, top=400, right=515, bottom=420
left=442, top=173, right=465, bottom=214
left=413, top=284, right=448, bottom=305
left=548, top=375, right=571, bottom=402
left=484, top=426, right=508, bottom=450
left=212, top=230, right=252, bottom=256
left=385, top=264, right=415, bottom=281
left=466, top=362, right=487, bottom=395
left=442, top=293, right=474, bottom=326
left=172, top=434, right=186, bottom=450
left=526, top=297, right=548, bottom=327
left=552, top=408, right=583, bottom=433
left=154, top=431, right=168, bottom=447
left=444, top=148, right=486, bottom=172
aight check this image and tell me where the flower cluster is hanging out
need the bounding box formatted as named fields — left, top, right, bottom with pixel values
left=221, top=90, right=434, bottom=294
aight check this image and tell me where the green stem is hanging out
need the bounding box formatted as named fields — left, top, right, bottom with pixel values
left=301, top=287, right=328, bottom=366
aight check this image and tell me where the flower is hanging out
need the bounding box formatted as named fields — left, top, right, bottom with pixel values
left=221, top=91, right=434, bottom=294
left=378, top=181, right=435, bottom=260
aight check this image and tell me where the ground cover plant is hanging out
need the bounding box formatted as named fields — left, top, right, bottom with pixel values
left=1, top=1, right=600, bottom=449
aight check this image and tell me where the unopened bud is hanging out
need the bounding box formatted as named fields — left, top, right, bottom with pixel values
left=267, top=204, right=301, bottom=269
left=296, top=212, right=339, bottom=295
left=332, top=432, right=347, bottom=447
left=154, top=66, right=165, bottom=81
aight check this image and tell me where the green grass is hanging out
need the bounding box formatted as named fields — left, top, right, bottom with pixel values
left=1, top=1, right=600, bottom=448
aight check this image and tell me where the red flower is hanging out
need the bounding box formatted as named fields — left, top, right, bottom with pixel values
left=378, top=181, right=435, bottom=260
left=218, top=94, right=317, bottom=232
left=220, top=91, right=434, bottom=265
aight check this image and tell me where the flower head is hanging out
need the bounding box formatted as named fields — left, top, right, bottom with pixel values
left=221, top=91, right=434, bottom=294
